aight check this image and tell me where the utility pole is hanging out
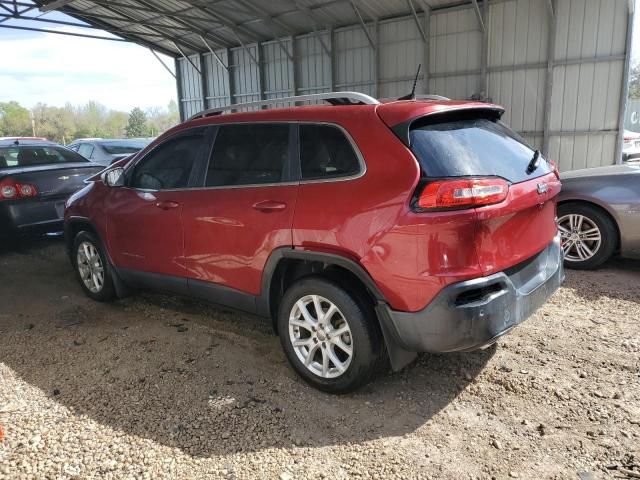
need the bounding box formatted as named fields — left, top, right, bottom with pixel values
left=30, top=110, right=36, bottom=136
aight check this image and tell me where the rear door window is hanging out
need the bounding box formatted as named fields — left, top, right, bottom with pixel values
left=78, top=143, right=94, bottom=159
left=299, top=124, right=361, bottom=180
left=205, top=124, right=289, bottom=187
left=409, top=117, right=552, bottom=184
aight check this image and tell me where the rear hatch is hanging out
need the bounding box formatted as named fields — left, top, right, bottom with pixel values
left=384, top=106, right=561, bottom=275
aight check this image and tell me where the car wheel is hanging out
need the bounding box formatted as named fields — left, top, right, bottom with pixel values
left=277, top=276, right=384, bottom=394
left=72, top=231, right=116, bottom=301
left=557, top=203, right=617, bottom=270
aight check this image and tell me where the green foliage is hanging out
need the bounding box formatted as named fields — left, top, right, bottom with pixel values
left=630, top=62, right=640, bottom=100
left=0, top=101, right=32, bottom=137
left=124, top=107, right=150, bottom=138
left=0, top=100, right=180, bottom=144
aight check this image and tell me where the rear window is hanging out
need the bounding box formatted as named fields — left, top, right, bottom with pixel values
left=100, top=140, right=147, bottom=155
left=409, top=118, right=552, bottom=184
left=0, top=146, right=88, bottom=169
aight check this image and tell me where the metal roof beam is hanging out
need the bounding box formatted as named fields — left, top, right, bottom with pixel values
left=76, top=1, right=207, bottom=53
left=173, top=40, right=201, bottom=74
left=0, top=22, right=130, bottom=40
left=199, top=34, right=229, bottom=71
left=350, top=0, right=375, bottom=51
left=407, top=0, right=427, bottom=43
left=149, top=48, right=176, bottom=78
left=471, top=0, right=485, bottom=32
left=40, top=0, right=75, bottom=12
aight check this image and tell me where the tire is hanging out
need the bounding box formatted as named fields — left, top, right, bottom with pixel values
left=72, top=231, right=116, bottom=301
left=557, top=203, right=617, bottom=270
left=277, top=276, right=384, bottom=394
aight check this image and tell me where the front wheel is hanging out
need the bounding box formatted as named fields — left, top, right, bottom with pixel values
left=277, top=276, right=384, bottom=393
left=72, top=231, right=116, bottom=301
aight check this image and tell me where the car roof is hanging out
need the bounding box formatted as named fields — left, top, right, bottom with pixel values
left=0, top=139, right=60, bottom=148
left=177, top=99, right=503, bottom=131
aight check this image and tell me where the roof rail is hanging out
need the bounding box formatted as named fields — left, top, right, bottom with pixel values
left=188, top=91, right=380, bottom=121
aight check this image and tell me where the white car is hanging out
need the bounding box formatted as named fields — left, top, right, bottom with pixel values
left=623, top=130, right=640, bottom=161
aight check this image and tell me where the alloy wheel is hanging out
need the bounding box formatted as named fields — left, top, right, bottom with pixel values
left=76, top=241, right=105, bottom=293
left=558, top=214, right=602, bottom=262
left=288, top=295, right=353, bottom=379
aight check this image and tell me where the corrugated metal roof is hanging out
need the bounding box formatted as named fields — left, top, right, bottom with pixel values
left=31, top=0, right=466, bottom=57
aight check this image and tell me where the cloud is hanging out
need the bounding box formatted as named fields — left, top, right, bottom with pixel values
left=0, top=24, right=177, bottom=112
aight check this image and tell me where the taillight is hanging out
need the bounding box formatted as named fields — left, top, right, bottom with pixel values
left=414, top=177, right=509, bottom=211
left=0, top=178, right=38, bottom=201
left=548, top=158, right=560, bottom=180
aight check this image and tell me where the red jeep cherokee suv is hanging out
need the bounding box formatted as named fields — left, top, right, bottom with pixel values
left=65, top=92, right=564, bottom=393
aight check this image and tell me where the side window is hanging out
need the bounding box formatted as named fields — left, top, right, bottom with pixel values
left=299, top=124, right=361, bottom=180
left=129, top=134, right=202, bottom=190
left=78, top=143, right=94, bottom=159
left=205, top=124, right=289, bottom=187
left=68, top=144, right=79, bottom=152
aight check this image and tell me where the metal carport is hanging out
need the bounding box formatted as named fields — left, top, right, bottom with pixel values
left=3, top=0, right=635, bottom=170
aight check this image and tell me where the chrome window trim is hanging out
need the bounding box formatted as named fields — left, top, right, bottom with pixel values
left=121, top=121, right=367, bottom=193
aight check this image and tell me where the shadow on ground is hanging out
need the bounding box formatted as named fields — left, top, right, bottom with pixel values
left=0, top=236, right=494, bottom=457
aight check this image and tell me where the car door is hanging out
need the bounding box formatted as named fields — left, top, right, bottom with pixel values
left=182, top=123, right=298, bottom=305
left=106, top=127, right=211, bottom=289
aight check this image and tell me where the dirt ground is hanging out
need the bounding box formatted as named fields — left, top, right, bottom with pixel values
left=0, top=237, right=638, bottom=480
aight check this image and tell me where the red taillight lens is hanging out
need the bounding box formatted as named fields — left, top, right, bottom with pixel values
left=416, top=177, right=509, bottom=210
left=0, top=178, right=38, bottom=201
left=548, top=158, right=560, bottom=180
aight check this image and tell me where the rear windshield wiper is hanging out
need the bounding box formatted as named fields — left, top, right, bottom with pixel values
left=526, top=150, right=541, bottom=174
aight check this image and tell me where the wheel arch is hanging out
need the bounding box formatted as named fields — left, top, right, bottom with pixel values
left=258, top=248, right=418, bottom=372
left=258, top=248, right=386, bottom=328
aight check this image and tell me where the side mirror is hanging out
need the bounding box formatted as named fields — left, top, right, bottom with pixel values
left=102, top=167, right=125, bottom=187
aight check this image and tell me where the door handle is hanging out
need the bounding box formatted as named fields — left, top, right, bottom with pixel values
left=155, top=201, right=179, bottom=210
left=252, top=200, right=287, bottom=212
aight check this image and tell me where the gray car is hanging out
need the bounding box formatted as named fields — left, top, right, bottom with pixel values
left=558, top=164, right=640, bottom=269
left=68, top=138, right=151, bottom=166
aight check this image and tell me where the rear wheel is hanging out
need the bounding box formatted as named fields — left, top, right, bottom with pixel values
left=72, top=231, right=115, bottom=301
left=557, top=203, right=617, bottom=270
left=277, top=276, right=383, bottom=393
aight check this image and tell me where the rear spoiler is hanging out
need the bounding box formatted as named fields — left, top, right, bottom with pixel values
left=388, top=106, right=505, bottom=147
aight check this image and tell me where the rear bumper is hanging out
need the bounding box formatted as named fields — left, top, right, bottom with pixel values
left=381, top=233, right=564, bottom=353
left=0, top=198, right=66, bottom=235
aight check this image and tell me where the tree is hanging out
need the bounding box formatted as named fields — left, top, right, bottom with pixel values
left=124, top=107, right=149, bottom=138
left=629, top=62, right=640, bottom=100
left=146, top=100, right=180, bottom=136
left=0, top=101, right=32, bottom=137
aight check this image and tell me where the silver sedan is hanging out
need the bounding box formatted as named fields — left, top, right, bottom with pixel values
left=558, top=164, right=640, bottom=269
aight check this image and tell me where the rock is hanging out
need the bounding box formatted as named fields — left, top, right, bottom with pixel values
left=176, top=326, right=188, bottom=333
left=279, top=472, right=293, bottom=480
left=577, top=472, right=595, bottom=480
left=53, top=388, right=60, bottom=396
left=509, top=472, right=519, bottom=478
left=491, top=439, right=502, bottom=450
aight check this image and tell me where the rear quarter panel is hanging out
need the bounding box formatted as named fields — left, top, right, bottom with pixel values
left=559, top=174, right=640, bottom=258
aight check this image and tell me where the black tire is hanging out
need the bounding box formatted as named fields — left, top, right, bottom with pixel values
left=277, top=276, right=384, bottom=394
left=557, top=202, right=617, bottom=270
left=72, top=231, right=116, bottom=302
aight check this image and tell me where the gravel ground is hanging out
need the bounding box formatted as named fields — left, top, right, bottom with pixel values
left=0, top=237, right=638, bottom=480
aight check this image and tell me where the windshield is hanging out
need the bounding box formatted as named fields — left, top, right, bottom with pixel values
left=99, top=140, right=148, bottom=155
left=409, top=117, right=552, bottom=184
left=0, top=145, right=88, bottom=169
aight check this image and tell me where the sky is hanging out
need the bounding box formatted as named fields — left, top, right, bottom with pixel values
left=1, top=3, right=640, bottom=113
left=0, top=12, right=177, bottom=112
